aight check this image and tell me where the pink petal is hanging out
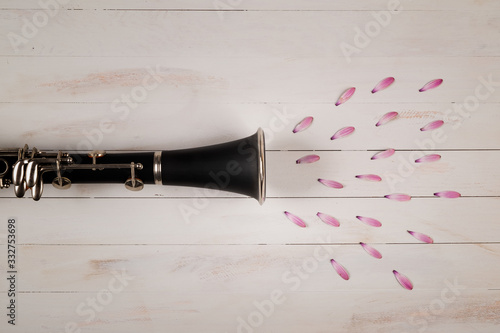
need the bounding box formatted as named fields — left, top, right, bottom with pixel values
left=356, top=216, right=382, bottom=227
left=355, top=174, right=382, bottom=182
left=372, top=77, right=395, bottom=94
left=376, top=111, right=399, bottom=127
left=420, top=120, right=444, bottom=131
left=296, top=154, right=320, bottom=164
left=419, top=79, right=443, bottom=92
left=293, top=116, right=314, bottom=133
left=393, top=270, right=413, bottom=290
left=330, top=126, right=355, bottom=140
left=371, top=148, right=395, bottom=160
left=415, top=154, right=441, bottom=163
left=434, top=191, right=461, bottom=199
left=407, top=230, right=434, bottom=244
left=335, top=87, right=356, bottom=106
left=284, top=211, right=306, bottom=228
left=384, top=193, right=412, bottom=201
left=360, top=242, right=382, bottom=259
left=330, top=259, right=350, bottom=280
left=318, top=178, right=344, bottom=189
left=316, top=212, right=340, bottom=227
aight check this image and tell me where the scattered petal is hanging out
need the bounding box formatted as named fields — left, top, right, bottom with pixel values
left=316, top=212, right=340, bottom=227
left=335, top=87, right=356, bottom=106
left=371, top=148, right=395, bottom=160
left=330, top=259, right=350, bottom=280
left=407, top=230, right=434, bottom=244
left=360, top=242, right=382, bottom=259
left=331, top=126, right=355, bottom=140
left=318, top=178, right=344, bottom=189
left=376, top=111, right=399, bottom=127
left=296, top=154, right=320, bottom=164
left=372, top=77, right=395, bottom=94
left=420, top=120, right=444, bottom=131
left=384, top=193, right=412, bottom=201
left=355, top=174, right=382, bottom=182
left=393, top=270, right=413, bottom=290
left=419, top=79, right=443, bottom=92
left=293, top=116, right=314, bottom=133
left=284, top=211, right=306, bottom=228
left=356, top=216, right=382, bottom=227
left=415, top=154, right=441, bottom=163
left=434, top=191, right=461, bottom=199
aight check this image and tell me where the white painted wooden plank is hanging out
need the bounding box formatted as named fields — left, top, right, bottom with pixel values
left=0, top=151, right=498, bottom=199
left=1, top=0, right=500, bottom=11
left=1, top=56, right=499, bottom=104
left=2, top=244, right=499, bottom=293
left=1, top=101, right=499, bottom=150
left=0, top=198, right=498, bottom=244
left=2, top=290, right=498, bottom=333
left=270, top=150, right=500, bottom=197
left=1, top=10, right=499, bottom=57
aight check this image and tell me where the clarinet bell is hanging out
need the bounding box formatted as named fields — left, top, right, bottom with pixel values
left=160, top=128, right=266, bottom=204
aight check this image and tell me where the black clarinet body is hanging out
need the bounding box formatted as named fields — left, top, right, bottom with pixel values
left=0, top=129, right=266, bottom=204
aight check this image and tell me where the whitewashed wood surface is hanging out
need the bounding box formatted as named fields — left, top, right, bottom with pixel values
left=1, top=1, right=500, bottom=332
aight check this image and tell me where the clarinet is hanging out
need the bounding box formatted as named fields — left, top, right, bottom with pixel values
left=0, top=129, right=266, bottom=204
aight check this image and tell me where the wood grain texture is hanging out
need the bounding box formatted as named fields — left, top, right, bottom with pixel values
left=2, top=0, right=500, bottom=10
left=2, top=290, right=498, bottom=333
left=2, top=244, right=499, bottom=292
left=1, top=1, right=499, bottom=332
left=1, top=10, right=500, bottom=57
left=2, top=101, right=500, bottom=150
left=0, top=56, right=499, bottom=150
left=1, top=197, right=499, bottom=244
left=2, top=57, right=498, bottom=102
